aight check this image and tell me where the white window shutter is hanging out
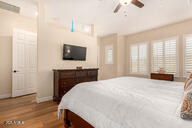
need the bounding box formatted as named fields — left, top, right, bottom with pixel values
left=164, top=39, right=177, bottom=74
left=131, top=45, right=138, bottom=73
left=130, top=43, right=147, bottom=74
left=139, top=44, right=147, bottom=73
left=152, top=42, right=163, bottom=73
left=152, top=38, right=177, bottom=74
left=184, top=36, right=192, bottom=75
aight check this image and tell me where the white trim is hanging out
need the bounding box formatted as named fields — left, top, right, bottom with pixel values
left=36, top=96, right=53, bottom=103
left=0, top=93, right=11, bottom=99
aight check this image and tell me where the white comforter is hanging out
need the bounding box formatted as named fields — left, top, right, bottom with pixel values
left=58, top=77, right=192, bottom=128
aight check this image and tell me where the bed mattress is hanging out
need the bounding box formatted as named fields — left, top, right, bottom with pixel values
left=58, top=77, right=192, bottom=128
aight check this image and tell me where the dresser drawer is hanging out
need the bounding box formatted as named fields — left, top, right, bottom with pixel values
left=60, top=71, right=76, bottom=79
left=59, top=86, right=74, bottom=96
left=88, top=70, right=97, bottom=76
left=59, top=79, right=76, bottom=87
left=87, top=76, right=97, bottom=82
left=76, top=71, right=87, bottom=77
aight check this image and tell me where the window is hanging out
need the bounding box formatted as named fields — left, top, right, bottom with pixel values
left=184, top=35, right=192, bottom=75
left=152, top=38, right=177, bottom=75
left=105, top=45, right=113, bottom=64
left=131, top=45, right=138, bottom=73
left=152, top=41, right=163, bottom=73
left=130, top=43, right=147, bottom=74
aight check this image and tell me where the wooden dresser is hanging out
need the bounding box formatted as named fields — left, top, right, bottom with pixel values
left=151, top=73, right=174, bottom=81
left=53, top=68, right=98, bottom=103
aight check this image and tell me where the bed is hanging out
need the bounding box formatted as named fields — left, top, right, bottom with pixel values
left=58, top=77, right=192, bottom=128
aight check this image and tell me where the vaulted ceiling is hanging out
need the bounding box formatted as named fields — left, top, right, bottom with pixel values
left=44, top=0, right=192, bottom=36
left=1, top=0, right=192, bottom=36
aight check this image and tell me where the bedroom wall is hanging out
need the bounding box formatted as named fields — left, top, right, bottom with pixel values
left=0, top=8, right=37, bottom=98
left=99, top=34, right=125, bottom=80
left=117, top=35, right=126, bottom=77
left=37, top=3, right=98, bottom=100
left=99, top=34, right=118, bottom=80
left=125, top=19, right=192, bottom=80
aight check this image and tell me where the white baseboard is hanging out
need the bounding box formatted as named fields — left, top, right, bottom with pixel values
left=0, top=93, right=11, bottom=99
left=36, top=96, right=53, bottom=103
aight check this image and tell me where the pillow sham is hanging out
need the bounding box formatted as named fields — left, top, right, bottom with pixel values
left=184, top=73, right=192, bottom=90
left=181, top=73, right=192, bottom=120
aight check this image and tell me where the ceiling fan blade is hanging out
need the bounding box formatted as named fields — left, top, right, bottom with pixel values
left=131, top=0, right=144, bottom=8
left=114, top=3, right=122, bottom=13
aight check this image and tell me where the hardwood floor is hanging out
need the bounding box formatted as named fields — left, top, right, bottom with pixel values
left=0, top=94, right=66, bottom=128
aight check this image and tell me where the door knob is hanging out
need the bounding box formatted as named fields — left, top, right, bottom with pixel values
left=13, top=70, right=19, bottom=73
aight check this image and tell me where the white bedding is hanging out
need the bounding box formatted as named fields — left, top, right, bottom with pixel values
left=58, top=77, right=192, bottom=128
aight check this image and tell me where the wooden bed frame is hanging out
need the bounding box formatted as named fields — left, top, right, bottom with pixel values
left=64, top=109, right=94, bottom=128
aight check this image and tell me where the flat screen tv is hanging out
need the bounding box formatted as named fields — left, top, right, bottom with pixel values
left=63, top=44, right=87, bottom=61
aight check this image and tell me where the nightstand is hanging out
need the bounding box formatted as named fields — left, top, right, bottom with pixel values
left=151, top=73, right=174, bottom=81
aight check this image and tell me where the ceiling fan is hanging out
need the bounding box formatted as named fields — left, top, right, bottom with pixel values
left=114, top=0, right=144, bottom=13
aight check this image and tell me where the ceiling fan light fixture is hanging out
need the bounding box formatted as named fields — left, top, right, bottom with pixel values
left=120, top=0, right=132, bottom=6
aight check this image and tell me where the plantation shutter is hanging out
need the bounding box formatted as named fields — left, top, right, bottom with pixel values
left=139, top=44, right=147, bottom=73
left=164, top=39, right=177, bottom=74
left=130, top=43, right=147, bottom=74
left=184, top=36, right=192, bottom=75
left=152, top=41, right=163, bottom=73
left=131, top=45, right=138, bottom=73
left=152, top=39, right=177, bottom=74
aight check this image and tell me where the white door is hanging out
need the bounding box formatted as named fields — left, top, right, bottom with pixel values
left=12, top=29, right=37, bottom=97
